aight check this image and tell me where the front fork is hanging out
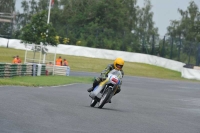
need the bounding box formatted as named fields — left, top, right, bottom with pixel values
left=103, top=84, right=118, bottom=102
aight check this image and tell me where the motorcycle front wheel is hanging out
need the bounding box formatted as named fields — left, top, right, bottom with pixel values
left=90, top=99, right=97, bottom=107
left=98, top=89, right=112, bottom=109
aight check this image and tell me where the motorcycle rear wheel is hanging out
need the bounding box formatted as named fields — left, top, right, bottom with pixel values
left=90, top=99, right=97, bottom=107
left=98, top=89, right=112, bottom=109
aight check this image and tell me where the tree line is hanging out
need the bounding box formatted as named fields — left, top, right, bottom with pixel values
left=0, top=0, right=199, bottom=57
left=160, top=1, right=200, bottom=64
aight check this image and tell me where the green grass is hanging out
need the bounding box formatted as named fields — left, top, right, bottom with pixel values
left=0, top=76, right=93, bottom=87
left=0, top=46, right=199, bottom=86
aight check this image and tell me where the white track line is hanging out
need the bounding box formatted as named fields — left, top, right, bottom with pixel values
left=39, top=83, right=79, bottom=88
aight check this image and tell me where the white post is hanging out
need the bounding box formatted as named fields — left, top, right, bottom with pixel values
left=39, top=44, right=42, bottom=64
left=24, top=43, right=27, bottom=64
left=43, top=54, right=46, bottom=64
left=53, top=46, right=57, bottom=75
left=44, top=0, right=52, bottom=64
left=47, top=0, right=51, bottom=24
left=41, top=42, right=46, bottom=64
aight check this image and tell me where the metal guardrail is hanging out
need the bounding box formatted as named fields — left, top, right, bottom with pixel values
left=0, top=63, right=51, bottom=78
left=0, top=63, right=33, bottom=78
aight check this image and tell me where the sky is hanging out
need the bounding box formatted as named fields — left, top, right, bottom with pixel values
left=15, top=0, right=200, bottom=36
left=137, top=0, right=200, bottom=36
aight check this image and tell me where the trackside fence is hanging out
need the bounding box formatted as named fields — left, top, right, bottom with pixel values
left=0, top=63, right=70, bottom=78
left=0, top=63, right=45, bottom=78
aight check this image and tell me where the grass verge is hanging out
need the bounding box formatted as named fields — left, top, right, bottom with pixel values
left=0, top=76, right=93, bottom=87
left=0, top=47, right=199, bottom=86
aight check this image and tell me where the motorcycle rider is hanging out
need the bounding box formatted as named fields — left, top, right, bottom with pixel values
left=87, top=57, right=124, bottom=99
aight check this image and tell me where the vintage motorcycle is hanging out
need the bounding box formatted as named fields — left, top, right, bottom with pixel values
left=89, top=69, right=123, bottom=109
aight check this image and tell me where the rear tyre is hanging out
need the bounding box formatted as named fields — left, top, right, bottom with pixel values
left=90, top=99, right=97, bottom=107
left=98, top=89, right=112, bottom=109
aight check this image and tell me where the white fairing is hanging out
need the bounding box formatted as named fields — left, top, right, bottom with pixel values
left=108, top=69, right=123, bottom=84
left=92, top=85, right=103, bottom=99
left=109, top=75, right=119, bottom=84
left=89, top=69, right=122, bottom=99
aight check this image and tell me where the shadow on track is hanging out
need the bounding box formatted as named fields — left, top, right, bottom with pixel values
left=83, top=105, right=127, bottom=113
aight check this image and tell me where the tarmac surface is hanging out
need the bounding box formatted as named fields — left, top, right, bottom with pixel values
left=0, top=71, right=200, bottom=133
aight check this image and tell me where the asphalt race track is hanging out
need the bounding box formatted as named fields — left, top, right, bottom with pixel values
left=0, top=71, right=200, bottom=133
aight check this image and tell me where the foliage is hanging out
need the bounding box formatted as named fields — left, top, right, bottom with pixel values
left=136, top=0, right=159, bottom=53
left=20, top=11, right=58, bottom=46
left=0, top=0, right=15, bottom=13
left=167, top=1, right=200, bottom=41
left=0, top=23, right=12, bottom=38
left=11, top=0, right=159, bottom=52
left=0, top=0, right=15, bottom=38
left=2, top=0, right=199, bottom=64
left=158, top=1, right=200, bottom=64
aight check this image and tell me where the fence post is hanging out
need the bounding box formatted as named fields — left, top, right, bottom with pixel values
left=196, top=44, right=200, bottom=66
left=142, top=35, right=145, bottom=53
left=32, top=64, right=36, bottom=76
left=161, top=36, right=165, bottom=57
left=188, top=42, right=193, bottom=64
left=170, top=37, right=173, bottom=59
left=123, top=31, right=125, bottom=51
left=151, top=34, right=155, bottom=55
left=177, top=37, right=182, bottom=61
left=66, top=66, right=70, bottom=76
left=6, top=38, right=9, bottom=48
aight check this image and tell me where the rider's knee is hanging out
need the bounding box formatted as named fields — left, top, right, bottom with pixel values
left=93, top=77, right=101, bottom=88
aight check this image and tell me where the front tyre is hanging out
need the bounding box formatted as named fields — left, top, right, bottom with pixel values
left=98, top=89, right=112, bottom=109
left=90, top=99, right=97, bottom=107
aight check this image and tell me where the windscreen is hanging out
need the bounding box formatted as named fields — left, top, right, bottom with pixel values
left=108, top=69, right=123, bottom=79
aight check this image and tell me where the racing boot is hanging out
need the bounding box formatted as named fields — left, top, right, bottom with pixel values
left=87, top=87, right=93, bottom=92
left=87, top=78, right=101, bottom=92
left=108, top=99, right=111, bottom=103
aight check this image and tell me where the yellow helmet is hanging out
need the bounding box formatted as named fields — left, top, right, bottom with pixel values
left=114, top=57, right=124, bottom=70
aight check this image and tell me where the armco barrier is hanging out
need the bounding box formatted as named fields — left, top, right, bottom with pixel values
left=41, top=65, right=46, bottom=75
left=181, top=65, right=200, bottom=80
left=0, top=64, right=5, bottom=78
left=0, top=63, right=46, bottom=78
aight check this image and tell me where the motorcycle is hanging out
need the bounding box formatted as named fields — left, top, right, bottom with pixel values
left=89, top=69, right=123, bottom=109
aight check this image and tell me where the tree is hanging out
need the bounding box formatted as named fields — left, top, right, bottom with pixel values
left=166, top=1, right=200, bottom=63
left=135, top=0, right=158, bottom=53
left=20, top=10, right=59, bottom=63
left=20, top=11, right=58, bottom=46
left=0, top=0, right=15, bottom=38
left=0, top=0, right=15, bottom=13
left=13, top=0, right=158, bottom=53
left=167, top=1, right=200, bottom=41
left=13, top=0, right=39, bottom=39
